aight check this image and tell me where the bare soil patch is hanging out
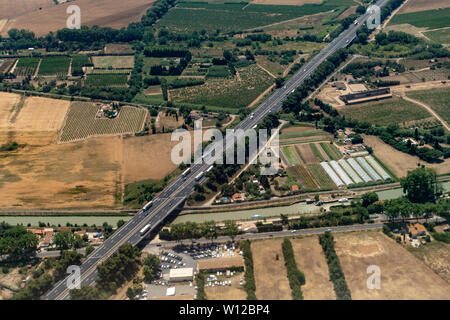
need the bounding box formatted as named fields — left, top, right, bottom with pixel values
left=104, top=44, right=134, bottom=55
left=0, top=0, right=54, bottom=20
left=362, top=134, right=450, bottom=177
left=2, top=0, right=156, bottom=37
left=251, top=238, right=292, bottom=300
left=297, top=144, right=318, bottom=164
left=334, top=231, right=450, bottom=299
left=291, top=236, right=335, bottom=299
left=408, top=241, right=450, bottom=283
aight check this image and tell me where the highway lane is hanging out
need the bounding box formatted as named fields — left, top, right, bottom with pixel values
left=42, top=0, right=389, bottom=300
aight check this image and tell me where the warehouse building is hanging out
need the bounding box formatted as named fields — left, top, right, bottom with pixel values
left=340, top=88, right=392, bottom=105
left=169, top=268, right=194, bottom=282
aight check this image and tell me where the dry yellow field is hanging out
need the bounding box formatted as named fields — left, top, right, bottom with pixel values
left=398, top=0, right=450, bottom=14
left=362, top=134, right=450, bottom=177
left=251, top=239, right=292, bottom=300
left=0, top=93, right=69, bottom=132
left=334, top=231, right=450, bottom=300
left=291, top=236, right=336, bottom=300
left=12, top=96, right=70, bottom=131
left=0, top=0, right=54, bottom=20
left=122, top=133, right=182, bottom=184
left=205, top=273, right=247, bottom=300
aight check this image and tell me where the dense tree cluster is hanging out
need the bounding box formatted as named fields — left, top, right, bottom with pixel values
left=0, top=223, right=38, bottom=256
left=281, top=238, right=305, bottom=300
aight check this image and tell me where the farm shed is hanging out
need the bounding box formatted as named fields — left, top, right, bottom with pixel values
left=340, top=88, right=392, bottom=105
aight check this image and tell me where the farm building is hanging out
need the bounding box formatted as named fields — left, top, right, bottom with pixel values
left=340, top=88, right=392, bottom=105
left=169, top=267, right=194, bottom=282
left=407, top=223, right=427, bottom=239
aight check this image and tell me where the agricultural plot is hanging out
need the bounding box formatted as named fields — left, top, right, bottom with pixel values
left=280, top=129, right=327, bottom=140
left=319, top=142, right=341, bottom=161
left=334, top=231, right=450, bottom=299
left=91, top=55, right=135, bottom=69
left=85, top=73, right=129, bottom=87
left=307, top=164, right=336, bottom=189
left=424, top=28, right=450, bottom=45
left=309, top=143, right=326, bottom=162
left=170, top=64, right=273, bottom=110
left=390, top=7, right=450, bottom=29
left=406, top=87, right=450, bottom=123
left=294, top=165, right=318, bottom=189
left=71, top=55, right=91, bottom=76
left=338, top=97, right=432, bottom=126
left=0, top=58, right=15, bottom=73
left=38, top=56, right=70, bottom=76
left=156, top=2, right=341, bottom=33
left=59, top=102, right=147, bottom=142
left=281, top=146, right=300, bottom=166
left=14, top=57, right=40, bottom=76
left=206, top=65, right=231, bottom=79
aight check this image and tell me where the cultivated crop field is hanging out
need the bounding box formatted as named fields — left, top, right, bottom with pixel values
left=334, top=231, right=450, bottom=299
left=338, top=97, right=432, bottom=126
left=390, top=7, right=450, bottom=29
left=406, top=87, right=450, bottom=123
left=59, top=102, right=147, bottom=142
left=156, top=1, right=343, bottom=33
left=170, top=65, right=274, bottom=110
left=0, top=58, right=15, bottom=73
left=71, top=55, right=91, bottom=76
left=14, top=57, right=40, bottom=76
left=91, top=55, right=135, bottom=69
left=38, top=56, right=70, bottom=76
left=85, top=73, right=129, bottom=87
left=398, top=0, right=450, bottom=14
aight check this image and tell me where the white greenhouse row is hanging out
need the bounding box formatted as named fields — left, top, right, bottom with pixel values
left=365, top=155, right=391, bottom=180
left=338, top=159, right=363, bottom=184
left=320, top=156, right=391, bottom=187
left=330, top=160, right=353, bottom=185
left=356, top=157, right=382, bottom=181
left=320, top=161, right=344, bottom=187
left=347, top=158, right=372, bottom=183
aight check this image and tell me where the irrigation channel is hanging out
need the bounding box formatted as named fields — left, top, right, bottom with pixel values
left=1, top=181, right=449, bottom=226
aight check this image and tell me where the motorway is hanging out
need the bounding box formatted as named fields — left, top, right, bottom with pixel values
left=42, top=0, right=389, bottom=300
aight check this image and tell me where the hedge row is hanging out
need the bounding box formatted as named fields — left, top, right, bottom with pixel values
left=240, top=240, right=257, bottom=300
left=319, top=232, right=351, bottom=300
left=281, top=238, right=305, bottom=300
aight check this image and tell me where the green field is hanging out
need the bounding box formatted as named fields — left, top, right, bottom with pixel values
left=390, top=7, right=450, bottom=29
left=71, top=55, right=90, bottom=76
left=319, top=142, right=340, bottom=161
left=308, top=164, right=336, bottom=189
left=38, top=56, right=71, bottom=76
left=91, top=55, right=135, bottom=69
left=282, top=146, right=300, bottom=166
left=14, top=57, right=40, bottom=76
left=170, top=64, right=273, bottom=109
left=424, top=28, right=450, bottom=45
left=406, top=88, right=450, bottom=123
left=85, top=73, right=129, bottom=87
left=309, top=143, right=325, bottom=162
left=206, top=65, right=231, bottom=78
left=294, top=145, right=306, bottom=163
left=156, top=1, right=351, bottom=32
left=339, top=97, right=432, bottom=126
left=280, top=129, right=327, bottom=140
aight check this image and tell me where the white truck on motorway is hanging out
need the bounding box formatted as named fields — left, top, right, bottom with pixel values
left=143, top=201, right=153, bottom=211
left=140, top=223, right=152, bottom=236
left=182, top=167, right=191, bottom=178
left=195, top=172, right=205, bottom=181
